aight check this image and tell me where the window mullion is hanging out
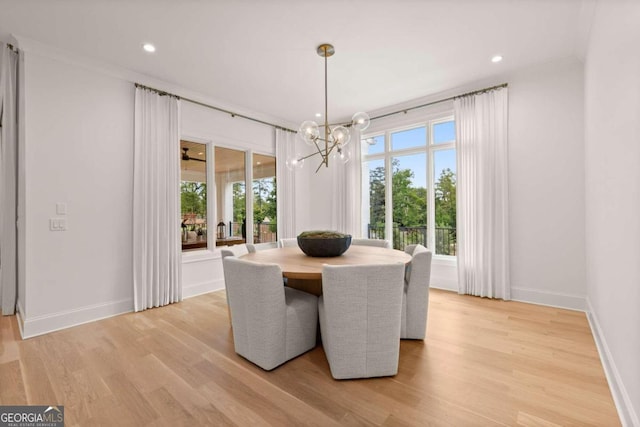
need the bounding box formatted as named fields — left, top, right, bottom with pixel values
left=427, top=130, right=435, bottom=252
left=245, top=150, right=253, bottom=245
left=207, top=143, right=215, bottom=250
left=384, top=130, right=393, bottom=245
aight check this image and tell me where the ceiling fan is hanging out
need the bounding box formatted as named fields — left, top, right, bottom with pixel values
left=181, top=147, right=205, bottom=162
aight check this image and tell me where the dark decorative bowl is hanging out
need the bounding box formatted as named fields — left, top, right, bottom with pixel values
left=297, top=235, right=352, bottom=257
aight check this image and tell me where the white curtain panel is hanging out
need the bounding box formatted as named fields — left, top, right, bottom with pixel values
left=331, top=127, right=362, bottom=237
left=133, top=87, right=182, bottom=312
left=275, top=129, right=297, bottom=239
left=454, top=88, right=510, bottom=299
left=0, top=45, right=18, bottom=315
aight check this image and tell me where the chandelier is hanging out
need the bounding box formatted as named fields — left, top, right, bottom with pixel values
left=288, top=44, right=370, bottom=172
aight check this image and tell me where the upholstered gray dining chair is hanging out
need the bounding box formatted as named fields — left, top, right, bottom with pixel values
left=222, top=256, right=318, bottom=371
left=401, top=244, right=432, bottom=340
left=247, top=241, right=287, bottom=285
left=220, top=244, right=250, bottom=325
left=220, top=244, right=249, bottom=258
left=279, top=238, right=298, bottom=248
left=246, top=242, right=278, bottom=253
left=351, top=238, right=392, bottom=249
left=319, top=262, right=405, bottom=379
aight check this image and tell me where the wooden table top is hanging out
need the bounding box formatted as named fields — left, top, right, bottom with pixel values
left=240, top=245, right=412, bottom=280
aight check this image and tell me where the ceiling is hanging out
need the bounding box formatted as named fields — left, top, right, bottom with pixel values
left=181, top=140, right=276, bottom=179
left=0, top=0, right=594, bottom=126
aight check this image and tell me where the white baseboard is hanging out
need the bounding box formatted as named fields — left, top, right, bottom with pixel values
left=431, top=259, right=458, bottom=292
left=18, top=280, right=223, bottom=339
left=15, top=300, right=26, bottom=339
left=510, top=287, right=585, bottom=311
left=21, top=298, right=133, bottom=339
left=430, top=282, right=457, bottom=292
left=586, top=298, right=639, bottom=427
left=183, top=279, right=225, bottom=299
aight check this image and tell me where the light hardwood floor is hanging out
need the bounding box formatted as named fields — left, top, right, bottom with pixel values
left=0, top=289, right=620, bottom=426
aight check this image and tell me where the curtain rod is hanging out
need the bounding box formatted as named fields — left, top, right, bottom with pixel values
left=369, top=83, right=508, bottom=122
left=134, top=83, right=297, bottom=133
left=135, top=81, right=507, bottom=134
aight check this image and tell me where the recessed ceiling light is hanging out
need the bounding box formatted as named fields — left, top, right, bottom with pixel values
left=256, top=161, right=262, bottom=165
left=198, top=152, right=204, bottom=155
left=143, top=43, right=156, bottom=53
left=315, top=113, right=322, bottom=118
left=491, top=55, right=503, bottom=63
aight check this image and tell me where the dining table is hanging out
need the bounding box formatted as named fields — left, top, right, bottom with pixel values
left=240, top=245, right=412, bottom=296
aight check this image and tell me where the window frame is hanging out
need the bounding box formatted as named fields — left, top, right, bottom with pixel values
left=362, top=113, right=456, bottom=259
left=180, top=136, right=278, bottom=261
left=180, top=136, right=216, bottom=261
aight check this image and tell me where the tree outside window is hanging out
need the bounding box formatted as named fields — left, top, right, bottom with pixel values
left=363, top=118, right=456, bottom=255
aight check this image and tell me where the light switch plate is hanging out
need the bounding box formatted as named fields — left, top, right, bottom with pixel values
left=49, top=218, right=67, bottom=231
left=56, top=203, right=67, bottom=215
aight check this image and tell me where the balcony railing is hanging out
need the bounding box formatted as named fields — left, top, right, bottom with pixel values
left=229, top=221, right=277, bottom=244
left=368, top=224, right=457, bottom=256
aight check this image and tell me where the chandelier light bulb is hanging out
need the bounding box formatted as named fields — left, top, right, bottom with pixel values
left=351, top=112, right=371, bottom=131
left=331, top=125, right=351, bottom=146
left=339, top=148, right=351, bottom=164
left=299, top=121, right=319, bottom=144
left=285, top=155, right=304, bottom=171
left=331, top=146, right=351, bottom=165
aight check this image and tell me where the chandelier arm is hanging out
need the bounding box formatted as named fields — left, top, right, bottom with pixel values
left=296, top=149, right=324, bottom=162
left=312, top=137, right=325, bottom=158
left=326, top=142, right=339, bottom=157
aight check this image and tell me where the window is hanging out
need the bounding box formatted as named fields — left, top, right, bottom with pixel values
left=252, top=154, right=277, bottom=243
left=362, top=117, right=456, bottom=256
left=215, top=146, right=246, bottom=244
left=180, top=140, right=209, bottom=251
left=363, top=158, right=385, bottom=239
left=180, top=141, right=278, bottom=253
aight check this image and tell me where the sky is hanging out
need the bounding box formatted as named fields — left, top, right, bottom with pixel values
left=364, top=121, right=456, bottom=188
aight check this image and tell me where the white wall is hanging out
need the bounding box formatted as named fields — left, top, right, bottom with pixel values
left=507, top=58, right=586, bottom=309
left=584, top=2, right=640, bottom=425
left=295, top=160, right=334, bottom=233
left=16, top=45, right=276, bottom=337
left=21, top=51, right=135, bottom=336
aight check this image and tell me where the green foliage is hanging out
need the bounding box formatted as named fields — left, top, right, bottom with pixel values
left=298, top=230, right=350, bottom=239
left=233, top=177, right=277, bottom=230
left=181, top=181, right=207, bottom=216
left=435, top=168, right=456, bottom=229
left=368, top=166, right=386, bottom=228
left=253, top=177, right=277, bottom=224
left=368, top=161, right=456, bottom=232
left=369, top=159, right=428, bottom=228
left=232, top=182, right=246, bottom=222
left=391, top=161, right=427, bottom=227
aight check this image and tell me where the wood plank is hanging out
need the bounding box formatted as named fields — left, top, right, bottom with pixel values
left=0, top=289, right=621, bottom=426
left=0, top=360, right=27, bottom=404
